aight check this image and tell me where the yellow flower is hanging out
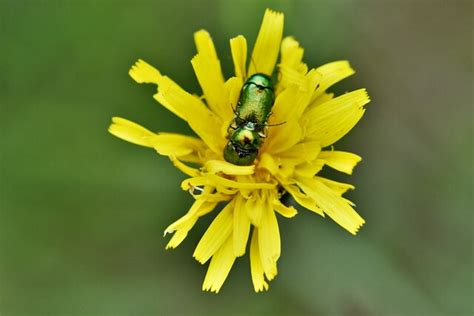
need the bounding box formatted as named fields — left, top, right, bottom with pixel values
left=109, top=9, right=370, bottom=293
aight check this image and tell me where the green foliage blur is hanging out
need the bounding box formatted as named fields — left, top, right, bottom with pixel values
left=1, top=1, right=472, bottom=315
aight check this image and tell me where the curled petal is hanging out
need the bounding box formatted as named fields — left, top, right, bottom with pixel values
left=169, top=156, right=200, bottom=177
left=181, top=177, right=238, bottom=195
left=273, top=199, right=297, bottom=218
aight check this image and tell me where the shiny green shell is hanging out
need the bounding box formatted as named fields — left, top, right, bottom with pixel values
left=224, top=73, right=275, bottom=166
left=235, top=74, right=274, bottom=127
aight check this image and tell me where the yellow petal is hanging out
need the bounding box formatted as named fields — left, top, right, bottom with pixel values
left=193, top=201, right=234, bottom=264
left=152, top=75, right=225, bottom=153
left=214, top=76, right=244, bottom=133
left=181, top=177, right=210, bottom=191
left=164, top=198, right=209, bottom=233
left=262, top=86, right=302, bottom=155
left=297, top=177, right=365, bottom=235
left=191, top=53, right=226, bottom=119
left=282, top=183, right=324, bottom=216
left=194, top=29, right=219, bottom=59
left=311, top=60, right=355, bottom=102
left=277, top=71, right=320, bottom=121
left=258, top=200, right=280, bottom=280
left=165, top=199, right=218, bottom=249
left=166, top=216, right=198, bottom=249
left=303, top=89, right=370, bottom=147
left=195, top=191, right=233, bottom=203
left=273, top=199, right=297, bottom=218
left=191, top=31, right=226, bottom=120
left=264, top=119, right=302, bottom=155
left=169, top=156, right=200, bottom=177
left=230, top=35, right=247, bottom=79
left=281, top=37, right=304, bottom=65
left=181, top=176, right=238, bottom=196
left=153, top=133, right=206, bottom=157
left=129, top=59, right=161, bottom=85
left=276, top=141, right=321, bottom=164
left=318, top=150, right=362, bottom=175
left=128, top=60, right=184, bottom=121
left=108, top=117, right=156, bottom=147
left=208, top=174, right=276, bottom=190
left=233, top=195, right=251, bottom=257
left=128, top=59, right=225, bottom=153
left=274, top=69, right=320, bottom=123
left=307, top=92, right=334, bottom=111
left=109, top=117, right=208, bottom=163
left=316, top=176, right=354, bottom=195
left=263, top=71, right=318, bottom=154
left=248, top=9, right=284, bottom=76
left=257, top=153, right=279, bottom=175
left=204, top=160, right=255, bottom=176
left=202, top=236, right=236, bottom=293
left=250, top=228, right=269, bottom=292
left=294, top=159, right=325, bottom=179
left=277, top=37, right=307, bottom=90
left=245, top=190, right=266, bottom=227
left=269, top=84, right=298, bottom=121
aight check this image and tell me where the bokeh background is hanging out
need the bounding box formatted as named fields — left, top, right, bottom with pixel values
left=1, top=0, right=472, bottom=315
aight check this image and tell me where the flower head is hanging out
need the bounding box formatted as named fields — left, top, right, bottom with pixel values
left=109, top=9, right=370, bottom=293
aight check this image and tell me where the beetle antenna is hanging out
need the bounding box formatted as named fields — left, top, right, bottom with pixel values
left=265, top=121, right=287, bottom=127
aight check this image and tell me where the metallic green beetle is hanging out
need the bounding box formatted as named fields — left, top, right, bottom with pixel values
left=224, top=73, right=275, bottom=166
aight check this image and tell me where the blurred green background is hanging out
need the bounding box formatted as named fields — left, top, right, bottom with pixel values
left=1, top=0, right=472, bottom=315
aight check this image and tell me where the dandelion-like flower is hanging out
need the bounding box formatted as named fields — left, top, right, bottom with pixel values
left=109, top=9, right=370, bottom=293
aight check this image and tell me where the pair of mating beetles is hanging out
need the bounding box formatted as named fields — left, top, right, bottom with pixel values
left=224, top=73, right=276, bottom=166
